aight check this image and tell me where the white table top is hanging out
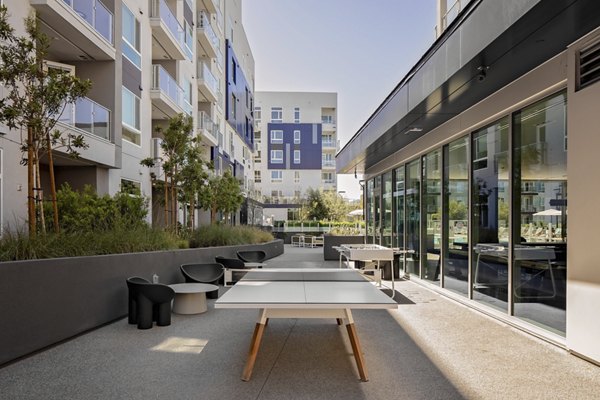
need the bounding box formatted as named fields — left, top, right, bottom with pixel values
left=169, top=283, right=218, bottom=294
left=215, top=269, right=397, bottom=310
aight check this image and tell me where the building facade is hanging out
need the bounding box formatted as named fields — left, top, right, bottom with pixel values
left=0, top=0, right=254, bottom=231
left=337, top=0, right=600, bottom=365
left=254, top=92, right=337, bottom=222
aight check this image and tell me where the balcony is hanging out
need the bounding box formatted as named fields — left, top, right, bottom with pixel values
left=197, top=62, right=218, bottom=103
left=55, top=96, right=115, bottom=166
left=149, top=0, right=187, bottom=61
left=150, top=65, right=191, bottom=119
left=196, top=11, right=218, bottom=58
left=322, top=140, right=338, bottom=150
left=30, top=0, right=115, bottom=60
left=198, top=111, right=219, bottom=146
left=321, top=116, right=336, bottom=131
left=322, top=160, right=336, bottom=169
left=201, top=0, right=219, bottom=14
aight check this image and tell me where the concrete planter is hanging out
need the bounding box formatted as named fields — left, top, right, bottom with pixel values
left=323, top=235, right=365, bottom=260
left=0, top=240, right=283, bottom=366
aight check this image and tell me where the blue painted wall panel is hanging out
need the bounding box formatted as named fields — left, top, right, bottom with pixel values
left=267, top=123, right=322, bottom=170
left=226, top=40, right=254, bottom=150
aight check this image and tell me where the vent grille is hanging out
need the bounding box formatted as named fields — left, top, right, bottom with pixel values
left=578, top=42, right=600, bottom=91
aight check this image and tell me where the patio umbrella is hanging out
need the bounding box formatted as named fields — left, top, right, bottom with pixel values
left=348, top=209, right=363, bottom=217
left=533, top=209, right=561, bottom=216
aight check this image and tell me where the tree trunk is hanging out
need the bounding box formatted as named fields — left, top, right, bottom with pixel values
left=163, top=174, right=169, bottom=229
left=189, top=198, right=195, bottom=230
left=45, top=131, right=59, bottom=233
left=27, top=126, right=36, bottom=237
left=35, top=157, right=46, bottom=234
left=211, top=205, right=217, bottom=224
left=172, top=166, right=178, bottom=234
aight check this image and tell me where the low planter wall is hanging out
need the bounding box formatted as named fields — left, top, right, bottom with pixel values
left=323, top=235, right=365, bottom=260
left=0, top=240, right=283, bottom=367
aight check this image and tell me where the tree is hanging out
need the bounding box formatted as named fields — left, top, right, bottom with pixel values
left=141, top=114, right=196, bottom=232
left=0, top=6, right=91, bottom=236
left=178, top=141, right=210, bottom=230
left=198, top=170, right=244, bottom=224
left=304, top=188, right=328, bottom=221
left=322, top=190, right=353, bottom=221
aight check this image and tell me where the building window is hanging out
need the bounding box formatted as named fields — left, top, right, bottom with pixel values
left=230, top=93, right=237, bottom=120
left=245, top=87, right=249, bottom=108
left=231, top=58, right=237, bottom=83
left=294, top=150, right=301, bottom=164
left=270, top=130, right=283, bottom=143
left=271, top=170, right=282, bottom=182
left=121, top=179, right=141, bottom=195
left=294, top=190, right=301, bottom=198
left=294, top=107, right=300, bottom=123
left=270, top=150, right=283, bottom=164
left=122, top=87, right=141, bottom=145
left=254, top=170, right=261, bottom=183
left=255, top=107, right=261, bottom=123
left=294, top=171, right=300, bottom=183
left=122, top=4, right=141, bottom=69
left=322, top=172, right=334, bottom=183
left=294, top=130, right=301, bottom=144
left=271, top=107, right=282, bottom=123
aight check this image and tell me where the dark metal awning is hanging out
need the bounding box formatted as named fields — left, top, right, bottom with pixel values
left=337, top=0, right=600, bottom=175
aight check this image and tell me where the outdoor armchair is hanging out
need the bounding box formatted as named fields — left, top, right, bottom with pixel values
left=180, top=263, right=224, bottom=299
left=236, top=250, right=267, bottom=263
left=215, top=256, right=249, bottom=286
left=126, top=277, right=175, bottom=330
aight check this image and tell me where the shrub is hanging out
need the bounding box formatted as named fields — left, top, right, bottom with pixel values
left=189, top=225, right=274, bottom=248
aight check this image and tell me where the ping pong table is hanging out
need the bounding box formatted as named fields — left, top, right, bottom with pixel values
left=215, top=268, right=398, bottom=382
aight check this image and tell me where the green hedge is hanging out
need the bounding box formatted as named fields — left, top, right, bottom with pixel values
left=189, top=225, right=273, bottom=248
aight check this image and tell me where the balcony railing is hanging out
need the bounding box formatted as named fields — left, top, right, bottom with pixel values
left=322, top=140, right=337, bottom=148
left=62, top=0, right=113, bottom=44
left=197, top=62, right=218, bottom=95
left=150, top=0, right=187, bottom=56
left=321, top=116, right=336, bottom=124
left=57, top=96, right=111, bottom=141
left=152, top=65, right=191, bottom=115
left=322, top=160, right=336, bottom=168
left=198, top=11, right=219, bottom=51
left=198, top=111, right=215, bottom=134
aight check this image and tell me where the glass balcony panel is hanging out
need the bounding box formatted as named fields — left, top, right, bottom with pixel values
left=75, top=98, right=93, bottom=134
left=158, top=0, right=185, bottom=48
left=198, top=63, right=218, bottom=94
left=71, top=97, right=111, bottom=140
left=122, top=40, right=141, bottom=68
left=93, top=103, right=110, bottom=140
left=198, top=11, right=219, bottom=49
left=65, top=0, right=114, bottom=44
left=152, top=65, right=190, bottom=114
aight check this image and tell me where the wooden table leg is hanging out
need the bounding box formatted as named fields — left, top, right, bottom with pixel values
left=242, top=322, right=266, bottom=381
left=346, top=322, right=369, bottom=381
left=336, top=318, right=343, bottom=325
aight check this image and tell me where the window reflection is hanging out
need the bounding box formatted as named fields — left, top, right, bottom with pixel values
left=366, top=179, right=374, bottom=244
left=406, top=159, right=420, bottom=275
left=513, top=92, right=567, bottom=335
left=382, top=171, right=393, bottom=247
left=471, top=117, right=510, bottom=311
left=443, top=137, right=469, bottom=295
left=423, top=150, right=441, bottom=282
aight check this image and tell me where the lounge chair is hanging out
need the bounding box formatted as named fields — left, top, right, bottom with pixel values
left=180, top=263, right=224, bottom=299
left=126, top=277, right=175, bottom=330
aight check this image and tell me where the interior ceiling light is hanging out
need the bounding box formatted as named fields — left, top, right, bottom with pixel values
left=404, top=127, right=423, bottom=135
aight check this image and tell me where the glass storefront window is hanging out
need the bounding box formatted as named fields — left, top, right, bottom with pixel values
left=382, top=171, right=393, bottom=247
left=394, top=166, right=405, bottom=275
left=512, top=92, right=567, bottom=335
left=406, top=158, right=420, bottom=276
left=366, top=179, right=374, bottom=244
left=443, top=137, right=469, bottom=295
left=373, top=176, right=382, bottom=244
left=423, top=150, right=442, bottom=282
left=471, top=117, right=510, bottom=311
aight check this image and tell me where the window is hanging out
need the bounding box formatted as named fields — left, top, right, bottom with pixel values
left=294, top=150, right=301, bottom=164
left=122, top=4, right=141, bottom=68
left=255, top=107, right=261, bottom=123
left=230, top=93, right=237, bottom=120
left=294, top=107, right=300, bottom=123
left=271, top=107, right=282, bottom=122
left=121, top=179, right=141, bottom=195
left=294, top=130, right=301, bottom=144
left=294, top=190, right=301, bottom=198
left=254, top=170, right=261, bottom=183
left=271, top=150, right=283, bottom=163
left=122, top=87, right=141, bottom=145
left=294, top=171, right=300, bottom=183
left=322, top=172, right=334, bottom=183
left=270, top=130, right=283, bottom=143
left=271, top=170, right=282, bottom=182
left=231, top=58, right=237, bottom=83
left=245, top=87, right=249, bottom=108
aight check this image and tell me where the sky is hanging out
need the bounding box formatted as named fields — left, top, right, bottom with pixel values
left=242, top=0, right=438, bottom=199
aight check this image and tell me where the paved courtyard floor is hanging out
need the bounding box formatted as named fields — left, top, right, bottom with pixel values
left=1, top=245, right=599, bottom=399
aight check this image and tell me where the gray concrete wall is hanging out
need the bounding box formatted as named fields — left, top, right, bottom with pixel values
left=0, top=240, right=283, bottom=366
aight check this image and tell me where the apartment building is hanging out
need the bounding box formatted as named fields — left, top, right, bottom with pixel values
left=337, top=0, right=600, bottom=365
left=254, top=92, right=337, bottom=222
left=0, top=0, right=254, bottom=230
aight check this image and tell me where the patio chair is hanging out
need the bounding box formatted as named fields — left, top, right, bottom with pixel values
left=126, top=277, right=175, bottom=330
left=236, top=250, right=267, bottom=263
left=215, top=256, right=249, bottom=286
left=180, top=263, right=224, bottom=299
left=303, top=236, right=315, bottom=248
